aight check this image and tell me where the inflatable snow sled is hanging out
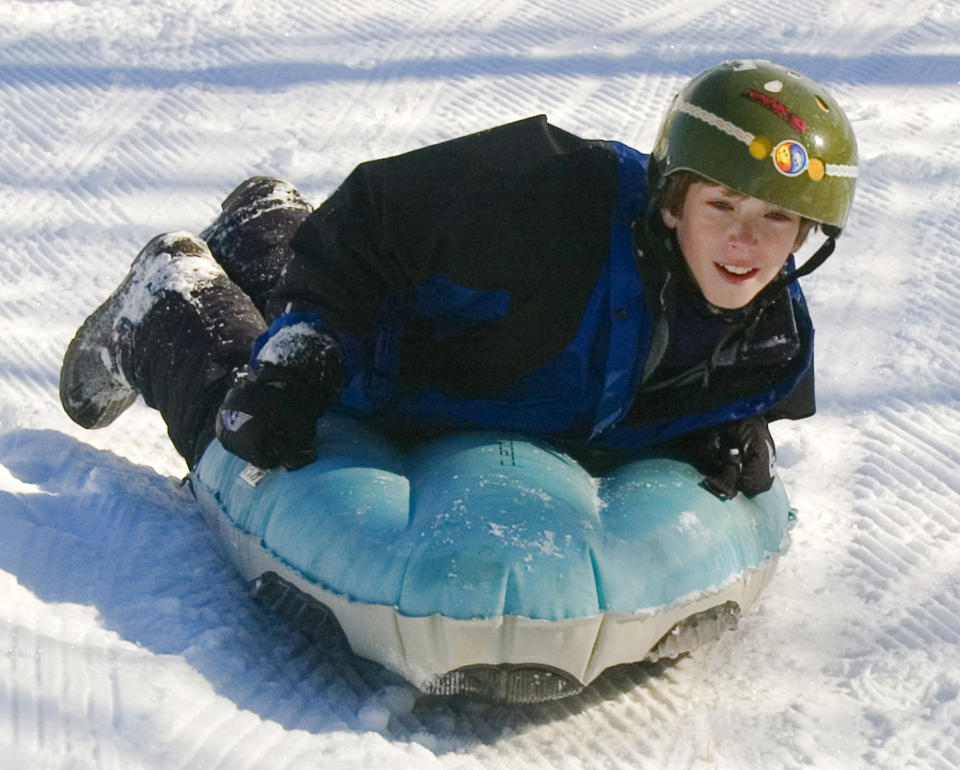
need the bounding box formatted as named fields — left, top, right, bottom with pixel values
left=191, top=413, right=793, bottom=703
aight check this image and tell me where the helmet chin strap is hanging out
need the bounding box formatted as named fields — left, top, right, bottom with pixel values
left=750, top=224, right=840, bottom=309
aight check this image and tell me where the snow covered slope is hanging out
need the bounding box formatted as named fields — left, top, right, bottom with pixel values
left=1, top=0, right=959, bottom=767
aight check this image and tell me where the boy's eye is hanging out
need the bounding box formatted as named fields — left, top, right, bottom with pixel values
left=707, top=199, right=733, bottom=211
left=765, top=211, right=794, bottom=223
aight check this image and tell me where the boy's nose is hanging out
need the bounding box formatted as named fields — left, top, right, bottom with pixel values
left=730, top=217, right=759, bottom=245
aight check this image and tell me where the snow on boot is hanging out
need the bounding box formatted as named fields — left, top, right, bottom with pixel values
left=59, top=232, right=227, bottom=429
left=201, top=176, right=312, bottom=314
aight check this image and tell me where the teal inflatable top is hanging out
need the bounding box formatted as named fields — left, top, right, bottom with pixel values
left=193, top=414, right=792, bottom=623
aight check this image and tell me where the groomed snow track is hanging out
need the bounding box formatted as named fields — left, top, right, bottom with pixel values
left=1, top=0, right=960, bottom=767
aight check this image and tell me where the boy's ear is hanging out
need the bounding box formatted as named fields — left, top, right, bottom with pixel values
left=660, top=207, right=679, bottom=229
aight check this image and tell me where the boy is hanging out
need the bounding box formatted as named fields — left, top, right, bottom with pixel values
left=60, top=60, right=858, bottom=498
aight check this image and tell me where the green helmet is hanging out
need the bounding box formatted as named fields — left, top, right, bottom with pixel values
left=652, top=60, right=858, bottom=230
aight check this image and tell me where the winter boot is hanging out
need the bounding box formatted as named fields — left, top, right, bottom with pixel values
left=201, top=176, right=312, bottom=315
left=60, top=231, right=266, bottom=465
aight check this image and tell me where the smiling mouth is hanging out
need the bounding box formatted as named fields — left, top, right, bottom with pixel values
left=716, top=262, right=759, bottom=282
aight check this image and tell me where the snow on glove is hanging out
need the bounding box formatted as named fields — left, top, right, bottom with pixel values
left=672, top=416, right=777, bottom=499
left=216, top=322, right=345, bottom=470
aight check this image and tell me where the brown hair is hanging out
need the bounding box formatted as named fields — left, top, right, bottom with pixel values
left=661, top=171, right=817, bottom=248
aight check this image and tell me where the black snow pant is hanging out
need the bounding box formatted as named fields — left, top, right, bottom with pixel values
left=134, top=178, right=312, bottom=467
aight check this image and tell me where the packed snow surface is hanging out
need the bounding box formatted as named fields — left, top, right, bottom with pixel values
left=1, top=0, right=959, bottom=768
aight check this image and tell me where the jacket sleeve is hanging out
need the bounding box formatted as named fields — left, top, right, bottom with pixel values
left=764, top=356, right=816, bottom=421
left=267, top=159, right=398, bottom=335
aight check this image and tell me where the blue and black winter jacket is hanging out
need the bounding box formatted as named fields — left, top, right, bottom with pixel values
left=263, top=116, right=815, bottom=449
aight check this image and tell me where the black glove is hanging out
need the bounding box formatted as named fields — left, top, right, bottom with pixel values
left=216, top=372, right=322, bottom=469
left=672, top=416, right=777, bottom=499
left=216, top=325, right=345, bottom=469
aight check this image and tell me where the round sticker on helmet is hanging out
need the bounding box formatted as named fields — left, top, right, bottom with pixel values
left=807, top=158, right=825, bottom=181
left=773, top=140, right=808, bottom=176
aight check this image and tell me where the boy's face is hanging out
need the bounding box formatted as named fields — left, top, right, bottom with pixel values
left=661, top=182, right=802, bottom=309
